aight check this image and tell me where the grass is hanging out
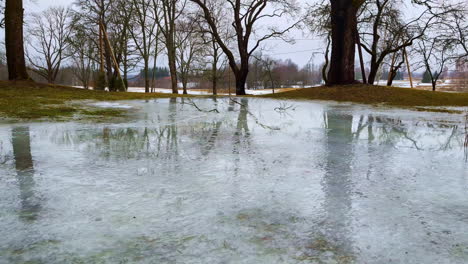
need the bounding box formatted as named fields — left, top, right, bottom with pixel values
left=0, top=81, right=467, bottom=120
left=0, top=81, right=190, bottom=120
left=261, top=84, right=468, bottom=107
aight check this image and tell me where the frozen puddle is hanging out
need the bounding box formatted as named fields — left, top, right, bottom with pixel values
left=0, top=98, right=467, bottom=263
left=90, top=102, right=134, bottom=109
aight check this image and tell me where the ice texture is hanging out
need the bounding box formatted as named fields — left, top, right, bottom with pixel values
left=0, top=98, right=467, bottom=264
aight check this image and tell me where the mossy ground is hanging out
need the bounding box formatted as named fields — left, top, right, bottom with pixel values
left=261, top=84, right=468, bottom=108
left=1, top=81, right=467, bottom=120
left=0, top=81, right=191, bottom=120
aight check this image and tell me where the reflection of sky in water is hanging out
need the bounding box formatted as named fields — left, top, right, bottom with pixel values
left=0, top=98, right=467, bottom=264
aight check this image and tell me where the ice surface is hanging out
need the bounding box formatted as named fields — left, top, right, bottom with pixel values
left=0, top=98, right=467, bottom=264
left=90, top=102, right=134, bottom=109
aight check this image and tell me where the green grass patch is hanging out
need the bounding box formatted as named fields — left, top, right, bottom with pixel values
left=0, top=81, right=193, bottom=120
left=81, top=109, right=127, bottom=117
left=1, top=81, right=467, bottom=120
left=261, top=84, right=468, bottom=107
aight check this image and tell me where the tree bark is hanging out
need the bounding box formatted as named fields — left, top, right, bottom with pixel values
left=327, top=0, right=359, bottom=85
left=5, top=0, right=30, bottom=81
left=235, top=68, right=248, bottom=96
left=168, top=46, right=178, bottom=94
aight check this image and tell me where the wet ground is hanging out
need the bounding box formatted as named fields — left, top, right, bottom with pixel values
left=0, top=98, right=467, bottom=264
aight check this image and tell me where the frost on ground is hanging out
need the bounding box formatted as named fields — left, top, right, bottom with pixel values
left=0, top=98, right=467, bottom=264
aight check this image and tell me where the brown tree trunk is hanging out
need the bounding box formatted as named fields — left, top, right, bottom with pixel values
left=212, top=73, right=217, bottom=95
left=212, top=48, right=218, bottom=96
left=235, top=69, right=248, bottom=96
left=167, top=45, right=178, bottom=94
left=5, top=0, right=30, bottom=81
left=367, top=62, right=379, bottom=85
left=327, top=0, right=359, bottom=85
left=356, top=28, right=367, bottom=84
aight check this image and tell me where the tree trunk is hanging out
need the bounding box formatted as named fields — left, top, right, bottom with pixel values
left=212, top=73, right=217, bottom=95
left=327, top=0, right=359, bottom=85
left=356, top=29, right=367, bottom=84
left=167, top=46, right=178, bottom=94
left=182, top=80, right=188, bottom=95
left=387, top=70, right=396, bottom=86
left=235, top=69, right=248, bottom=96
left=367, top=62, right=378, bottom=85
left=5, top=0, right=30, bottom=81
left=144, top=59, right=150, bottom=93
left=212, top=62, right=217, bottom=96
left=102, top=23, right=114, bottom=91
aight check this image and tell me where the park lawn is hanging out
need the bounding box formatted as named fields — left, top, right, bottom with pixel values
left=0, top=81, right=193, bottom=119
left=261, top=84, right=468, bottom=108
left=0, top=81, right=467, bottom=120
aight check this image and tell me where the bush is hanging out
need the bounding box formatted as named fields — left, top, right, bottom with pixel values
left=422, top=70, right=432, bottom=83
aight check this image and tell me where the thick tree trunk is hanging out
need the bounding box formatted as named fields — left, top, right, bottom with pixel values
left=327, top=0, right=359, bottom=85
left=5, top=0, right=30, bottom=81
left=167, top=46, right=178, bottom=94
left=235, top=69, right=248, bottom=96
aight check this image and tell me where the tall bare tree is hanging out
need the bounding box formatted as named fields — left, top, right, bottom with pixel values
left=26, top=7, right=72, bottom=84
left=190, top=0, right=298, bottom=95
left=68, top=15, right=97, bottom=89
left=175, top=20, right=205, bottom=94
left=129, top=0, right=158, bottom=93
left=154, top=0, right=188, bottom=94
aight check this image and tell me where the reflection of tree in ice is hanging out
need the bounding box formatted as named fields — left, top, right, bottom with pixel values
left=353, top=114, right=465, bottom=151
left=11, top=127, right=41, bottom=221
left=464, top=112, right=468, bottom=161
left=318, top=109, right=355, bottom=261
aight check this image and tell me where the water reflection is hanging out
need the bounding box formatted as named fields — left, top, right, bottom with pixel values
left=11, top=127, right=40, bottom=221
left=1, top=99, right=467, bottom=263
left=320, top=110, right=355, bottom=258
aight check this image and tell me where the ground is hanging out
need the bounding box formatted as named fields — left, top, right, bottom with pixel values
left=0, top=81, right=467, bottom=120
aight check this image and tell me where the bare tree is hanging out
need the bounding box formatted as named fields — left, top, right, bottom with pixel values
left=154, top=0, right=188, bottom=94
left=111, top=0, right=140, bottom=90
left=190, top=0, right=298, bottom=95
left=175, top=19, right=205, bottom=94
left=26, top=7, right=72, bottom=84
left=129, top=0, right=158, bottom=93
left=68, top=16, right=97, bottom=89
left=74, top=0, right=128, bottom=91
left=441, top=8, right=467, bottom=60
left=416, top=37, right=455, bottom=91
left=4, top=0, right=30, bottom=80
left=198, top=5, right=233, bottom=95
left=358, top=0, right=460, bottom=85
